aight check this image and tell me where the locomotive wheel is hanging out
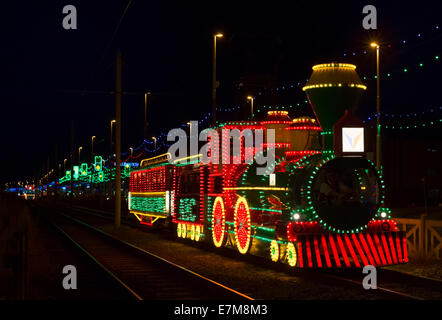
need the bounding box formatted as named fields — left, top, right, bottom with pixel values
left=270, top=240, right=280, bottom=262
left=177, top=223, right=182, bottom=238
left=190, top=225, right=195, bottom=241
left=195, top=225, right=201, bottom=242
left=234, top=197, right=252, bottom=254
left=286, top=242, right=298, bottom=267
left=212, top=197, right=226, bottom=247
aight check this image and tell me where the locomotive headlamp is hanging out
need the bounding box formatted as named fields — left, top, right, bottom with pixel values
left=293, top=213, right=300, bottom=220
left=380, top=211, right=387, bottom=218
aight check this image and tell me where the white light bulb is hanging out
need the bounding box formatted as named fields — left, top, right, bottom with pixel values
left=380, top=212, right=387, bottom=218
left=294, top=213, right=300, bottom=220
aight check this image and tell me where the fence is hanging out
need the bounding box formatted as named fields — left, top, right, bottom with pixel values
left=395, top=215, right=442, bottom=259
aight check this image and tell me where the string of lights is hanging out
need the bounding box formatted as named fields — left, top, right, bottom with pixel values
left=360, top=54, right=440, bottom=81
left=373, top=118, right=442, bottom=130
left=363, top=106, right=442, bottom=123
left=342, top=24, right=440, bottom=58
left=255, top=23, right=441, bottom=95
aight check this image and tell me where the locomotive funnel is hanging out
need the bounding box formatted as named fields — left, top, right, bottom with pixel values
left=303, top=63, right=366, bottom=131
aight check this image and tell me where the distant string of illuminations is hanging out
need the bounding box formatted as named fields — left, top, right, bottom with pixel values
left=255, top=23, right=441, bottom=95
left=362, top=105, right=442, bottom=130
left=373, top=118, right=442, bottom=131
left=363, top=106, right=442, bottom=123
left=341, top=24, right=440, bottom=58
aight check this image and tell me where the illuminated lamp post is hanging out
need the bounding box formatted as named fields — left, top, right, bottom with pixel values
left=212, top=33, right=223, bottom=126
left=247, top=96, right=254, bottom=119
left=78, top=146, right=83, bottom=162
left=91, top=136, right=96, bottom=160
left=152, top=137, right=157, bottom=154
left=370, top=42, right=381, bottom=170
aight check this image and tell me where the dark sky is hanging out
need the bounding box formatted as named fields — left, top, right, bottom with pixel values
left=1, top=0, right=441, bottom=184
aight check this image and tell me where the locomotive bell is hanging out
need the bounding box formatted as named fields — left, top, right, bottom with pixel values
left=303, top=63, right=366, bottom=131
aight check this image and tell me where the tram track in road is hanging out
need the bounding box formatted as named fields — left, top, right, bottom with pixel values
left=39, top=203, right=442, bottom=300
left=38, top=205, right=254, bottom=300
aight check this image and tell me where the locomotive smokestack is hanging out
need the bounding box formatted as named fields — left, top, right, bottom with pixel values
left=302, top=63, right=366, bottom=131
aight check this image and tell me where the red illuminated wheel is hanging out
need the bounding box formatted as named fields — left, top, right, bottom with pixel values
left=234, top=197, right=252, bottom=254
left=212, top=197, right=226, bottom=247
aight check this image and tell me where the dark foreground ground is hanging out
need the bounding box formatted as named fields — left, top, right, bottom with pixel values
left=1, top=194, right=441, bottom=299
left=0, top=194, right=127, bottom=299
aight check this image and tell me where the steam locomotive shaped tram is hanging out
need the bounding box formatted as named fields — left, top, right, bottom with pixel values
left=128, top=63, right=408, bottom=268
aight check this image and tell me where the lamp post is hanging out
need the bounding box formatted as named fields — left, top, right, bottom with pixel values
left=78, top=147, right=83, bottom=162
left=91, top=136, right=96, bottom=160
left=370, top=42, right=381, bottom=171
left=129, top=147, right=133, bottom=158
left=110, top=120, right=116, bottom=154
left=152, top=137, right=157, bottom=154
left=144, top=92, right=151, bottom=140
left=63, top=158, right=67, bottom=171
left=247, top=96, right=254, bottom=119
left=187, top=121, right=192, bottom=137
left=212, top=33, right=223, bottom=126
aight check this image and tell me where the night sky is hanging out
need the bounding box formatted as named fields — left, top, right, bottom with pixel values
left=1, top=0, right=441, bottom=184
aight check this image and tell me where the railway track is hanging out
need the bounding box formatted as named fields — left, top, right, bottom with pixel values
left=41, top=204, right=442, bottom=300
left=42, top=208, right=254, bottom=300
left=313, top=271, right=425, bottom=300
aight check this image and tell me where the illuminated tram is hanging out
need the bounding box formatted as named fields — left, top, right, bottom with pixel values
left=128, top=63, right=408, bottom=268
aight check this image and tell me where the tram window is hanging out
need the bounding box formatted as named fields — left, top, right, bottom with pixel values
left=213, top=176, right=223, bottom=194
left=180, top=172, right=199, bottom=194
left=191, top=173, right=200, bottom=193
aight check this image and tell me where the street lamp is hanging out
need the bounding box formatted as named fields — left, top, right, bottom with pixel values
left=247, top=96, right=254, bottom=119
left=152, top=137, right=157, bottom=154
left=78, top=146, right=83, bottom=162
left=187, top=121, right=192, bottom=138
left=212, top=33, right=223, bottom=126
left=63, top=158, right=67, bottom=171
left=129, top=147, right=133, bottom=158
left=91, top=136, right=96, bottom=159
left=110, top=120, right=116, bottom=154
left=144, top=92, right=151, bottom=140
left=370, top=42, right=381, bottom=170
